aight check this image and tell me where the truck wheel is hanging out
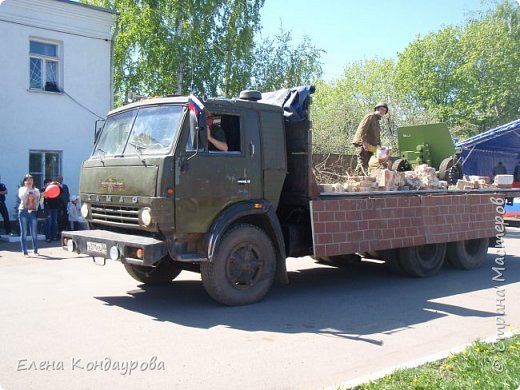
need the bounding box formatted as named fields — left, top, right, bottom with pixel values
left=446, top=238, right=489, bottom=270
left=200, top=224, right=276, bottom=306
left=124, top=258, right=182, bottom=285
left=379, top=249, right=407, bottom=275
left=398, top=243, right=447, bottom=277
left=438, top=157, right=463, bottom=184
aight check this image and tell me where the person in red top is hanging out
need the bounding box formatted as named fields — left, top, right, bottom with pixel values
left=42, top=179, right=61, bottom=242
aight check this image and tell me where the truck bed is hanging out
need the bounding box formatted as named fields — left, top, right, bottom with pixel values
left=310, top=188, right=518, bottom=258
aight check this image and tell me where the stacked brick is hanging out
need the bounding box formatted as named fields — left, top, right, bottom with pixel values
left=311, top=193, right=500, bottom=258
left=320, top=172, right=514, bottom=193
left=454, top=175, right=512, bottom=190
left=320, top=165, right=449, bottom=193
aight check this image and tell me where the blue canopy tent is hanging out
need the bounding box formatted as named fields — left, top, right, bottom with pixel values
left=456, top=119, right=520, bottom=178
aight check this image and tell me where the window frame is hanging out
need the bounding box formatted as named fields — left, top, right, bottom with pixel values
left=29, top=150, right=62, bottom=190
left=29, top=38, right=62, bottom=93
left=206, top=112, right=242, bottom=155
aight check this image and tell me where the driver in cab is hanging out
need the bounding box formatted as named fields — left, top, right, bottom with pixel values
left=206, top=113, right=228, bottom=152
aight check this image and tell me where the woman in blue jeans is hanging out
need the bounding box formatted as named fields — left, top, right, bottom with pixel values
left=18, top=174, right=40, bottom=256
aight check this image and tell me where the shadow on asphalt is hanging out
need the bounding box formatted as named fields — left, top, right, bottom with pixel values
left=0, top=241, right=73, bottom=260
left=95, top=249, right=520, bottom=344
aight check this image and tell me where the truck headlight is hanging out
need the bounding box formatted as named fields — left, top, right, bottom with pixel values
left=81, top=203, right=90, bottom=218
left=140, top=207, right=152, bottom=226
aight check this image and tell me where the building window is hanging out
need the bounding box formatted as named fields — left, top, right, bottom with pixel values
left=29, top=151, right=62, bottom=189
left=29, top=40, right=60, bottom=92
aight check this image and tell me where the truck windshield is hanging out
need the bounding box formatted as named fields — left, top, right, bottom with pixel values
left=93, top=105, right=183, bottom=157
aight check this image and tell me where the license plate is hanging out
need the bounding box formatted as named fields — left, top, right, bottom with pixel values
left=87, top=241, right=107, bottom=255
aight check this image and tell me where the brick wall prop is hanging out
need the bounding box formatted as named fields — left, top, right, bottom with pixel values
left=311, top=193, right=500, bottom=258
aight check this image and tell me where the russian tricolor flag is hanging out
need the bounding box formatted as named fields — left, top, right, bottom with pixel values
left=188, top=94, right=204, bottom=116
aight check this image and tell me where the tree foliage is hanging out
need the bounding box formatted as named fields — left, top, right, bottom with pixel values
left=82, top=0, right=323, bottom=105
left=251, top=28, right=323, bottom=91
left=83, top=0, right=264, bottom=103
left=395, top=0, right=520, bottom=137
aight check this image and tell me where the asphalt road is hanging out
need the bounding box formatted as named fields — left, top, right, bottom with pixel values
left=1, top=228, right=519, bottom=390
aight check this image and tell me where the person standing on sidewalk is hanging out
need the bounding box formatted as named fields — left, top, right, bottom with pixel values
left=43, top=179, right=61, bottom=242
left=67, top=195, right=87, bottom=230
left=56, top=176, right=70, bottom=233
left=18, top=174, right=40, bottom=256
left=0, top=175, right=13, bottom=236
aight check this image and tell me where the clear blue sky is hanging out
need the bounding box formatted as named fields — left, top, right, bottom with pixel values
left=259, top=0, right=491, bottom=81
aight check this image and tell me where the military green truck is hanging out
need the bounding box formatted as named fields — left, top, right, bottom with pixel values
left=62, top=86, right=514, bottom=306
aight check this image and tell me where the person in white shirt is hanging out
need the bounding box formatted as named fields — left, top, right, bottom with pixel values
left=67, top=195, right=88, bottom=230
left=18, top=174, right=40, bottom=256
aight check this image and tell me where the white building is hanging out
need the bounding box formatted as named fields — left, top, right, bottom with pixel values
left=0, top=0, right=115, bottom=223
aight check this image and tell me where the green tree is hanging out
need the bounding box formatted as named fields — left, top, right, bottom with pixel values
left=83, top=0, right=323, bottom=103
left=251, top=27, right=324, bottom=91
left=215, top=0, right=264, bottom=97
left=456, top=0, right=520, bottom=132
left=82, top=0, right=264, bottom=103
left=395, top=26, right=464, bottom=123
left=395, top=0, right=520, bottom=137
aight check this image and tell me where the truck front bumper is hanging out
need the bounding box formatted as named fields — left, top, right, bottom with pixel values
left=61, top=230, right=168, bottom=266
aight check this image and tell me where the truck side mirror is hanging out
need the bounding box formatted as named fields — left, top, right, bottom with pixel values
left=188, top=110, right=207, bottom=151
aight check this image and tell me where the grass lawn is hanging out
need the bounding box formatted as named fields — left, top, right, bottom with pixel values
left=349, top=333, right=520, bottom=389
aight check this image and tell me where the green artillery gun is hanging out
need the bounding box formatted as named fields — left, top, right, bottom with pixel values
left=391, top=123, right=463, bottom=184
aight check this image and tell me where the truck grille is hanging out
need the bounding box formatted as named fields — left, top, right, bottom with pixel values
left=90, top=204, right=140, bottom=227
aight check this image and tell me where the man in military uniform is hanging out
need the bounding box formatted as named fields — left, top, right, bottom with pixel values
left=206, top=114, right=228, bottom=152
left=352, top=102, right=388, bottom=175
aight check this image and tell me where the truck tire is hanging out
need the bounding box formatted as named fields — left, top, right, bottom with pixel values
left=124, top=258, right=182, bottom=285
left=446, top=238, right=489, bottom=270
left=201, top=224, right=276, bottom=306
left=379, top=249, right=407, bottom=275
left=398, top=243, right=447, bottom=277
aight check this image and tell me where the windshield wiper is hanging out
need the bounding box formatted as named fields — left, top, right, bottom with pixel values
left=96, top=148, right=106, bottom=164
left=128, top=141, right=146, bottom=165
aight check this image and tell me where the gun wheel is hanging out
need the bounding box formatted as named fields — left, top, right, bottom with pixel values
left=392, top=158, right=411, bottom=172
left=438, top=157, right=463, bottom=184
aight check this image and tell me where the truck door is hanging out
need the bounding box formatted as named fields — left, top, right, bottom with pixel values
left=174, top=109, right=262, bottom=233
